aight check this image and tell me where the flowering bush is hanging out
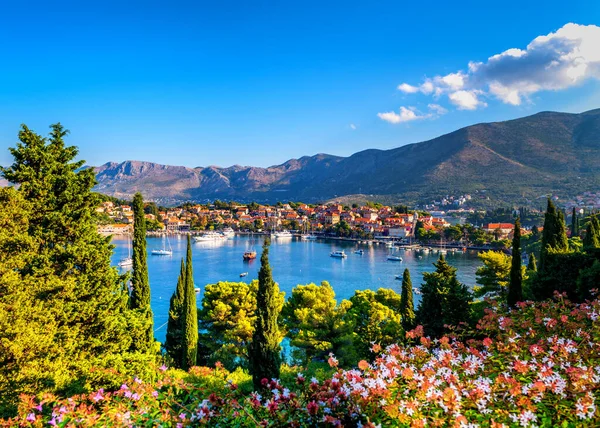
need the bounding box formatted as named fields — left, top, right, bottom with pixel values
left=7, top=294, right=600, bottom=427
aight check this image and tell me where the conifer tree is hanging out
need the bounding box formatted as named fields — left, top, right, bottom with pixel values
left=539, top=199, right=568, bottom=270
left=507, top=218, right=523, bottom=307
left=0, top=124, right=153, bottom=414
left=527, top=253, right=537, bottom=272
left=571, top=207, right=578, bottom=237
left=416, top=255, right=471, bottom=338
left=130, top=192, right=153, bottom=351
left=399, top=268, right=415, bottom=331
left=249, top=238, right=283, bottom=389
left=181, top=235, right=198, bottom=370
left=164, top=259, right=185, bottom=366
left=583, top=220, right=600, bottom=250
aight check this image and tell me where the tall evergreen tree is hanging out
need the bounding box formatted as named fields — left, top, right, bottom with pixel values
left=571, top=207, right=578, bottom=237
left=539, top=199, right=568, bottom=271
left=181, top=235, right=198, bottom=370
left=583, top=220, right=600, bottom=250
left=416, top=256, right=472, bottom=338
left=0, top=124, right=152, bottom=414
left=399, top=268, right=415, bottom=332
left=527, top=253, right=537, bottom=272
left=130, top=192, right=153, bottom=351
left=249, top=238, right=283, bottom=389
left=164, top=259, right=185, bottom=366
left=507, top=218, right=523, bottom=307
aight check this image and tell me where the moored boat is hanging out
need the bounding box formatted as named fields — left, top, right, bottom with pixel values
left=330, top=250, right=347, bottom=258
left=243, top=251, right=257, bottom=260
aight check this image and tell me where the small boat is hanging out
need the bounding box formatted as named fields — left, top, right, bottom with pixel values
left=395, top=274, right=402, bottom=280
left=240, top=272, right=248, bottom=277
left=118, top=234, right=133, bottom=267
left=118, top=257, right=133, bottom=268
left=301, top=234, right=318, bottom=240
left=243, top=251, right=257, bottom=261
left=386, top=241, right=394, bottom=248
left=194, top=287, right=201, bottom=293
left=273, top=230, right=293, bottom=239
left=413, top=287, right=422, bottom=295
left=330, top=250, right=347, bottom=258
left=387, top=255, right=403, bottom=261
left=221, top=227, right=235, bottom=238
left=421, top=247, right=430, bottom=254
left=354, top=249, right=364, bottom=255
left=151, top=234, right=173, bottom=256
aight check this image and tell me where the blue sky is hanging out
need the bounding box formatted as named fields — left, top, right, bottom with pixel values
left=0, top=1, right=599, bottom=168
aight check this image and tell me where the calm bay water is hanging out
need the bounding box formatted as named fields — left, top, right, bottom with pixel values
left=111, top=235, right=481, bottom=343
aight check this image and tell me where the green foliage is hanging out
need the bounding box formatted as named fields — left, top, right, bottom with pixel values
left=474, top=251, right=511, bottom=298
left=400, top=269, right=416, bottom=332
left=540, top=198, right=568, bottom=271
left=164, top=259, right=185, bottom=367
left=249, top=239, right=283, bottom=389
left=527, top=253, right=537, bottom=272
left=532, top=248, right=589, bottom=301
left=416, top=256, right=472, bottom=338
left=182, top=235, right=198, bottom=370
left=0, top=125, right=155, bottom=416
left=577, top=259, right=600, bottom=300
left=583, top=218, right=600, bottom=250
left=281, top=281, right=352, bottom=366
left=571, top=207, right=578, bottom=237
left=344, top=289, right=403, bottom=363
left=508, top=218, right=523, bottom=307
left=198, top=281, right=259, bottom=370
left=130, top=192, right=154, bottom=352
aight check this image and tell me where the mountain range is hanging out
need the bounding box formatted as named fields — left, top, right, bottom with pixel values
left=91, top=108, right=600, bottom=205
left=3, top=109, right=600, bottom=205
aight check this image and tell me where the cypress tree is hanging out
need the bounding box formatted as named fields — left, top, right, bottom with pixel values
left=181, top=235, right=198, bottom=370
left=164, top=258, right=185, bottom=366
left=583, top=221, right=600, bottom=250
left=249, top=238, right=282, bottom=389
left=130, top=192, right=153, bottom=351
left=571, top=207, right=578, bottom=237
left=399, top=268, right=415, bottom=331
left=507, top=218, right=523, bottom=307
left=539, top=199, right=568, bottom=271
left=527, top=253, right=537, bottom=272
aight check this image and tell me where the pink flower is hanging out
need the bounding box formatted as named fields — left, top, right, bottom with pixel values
left=92, top=389, right=104, bottom=402
left=26, top=413, right=35, bottom=422
left=152, top=390, right=159, bottom=398
left=159, top=365, right=168, bottom=372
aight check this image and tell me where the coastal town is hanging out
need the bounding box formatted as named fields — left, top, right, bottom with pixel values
left=95, top=198, right=548, bottom=249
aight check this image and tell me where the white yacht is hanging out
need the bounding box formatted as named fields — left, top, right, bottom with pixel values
left=194, top=231, right=227, bottom=242
left=118, top=234, right=133, bottom=267
left=330, top=250, right=347, bottom=258
left=387, top=255, right=403, bottom=261
left=273, top=230, right=293, bottom=239
left=221, top=227, right=235, bottom=238
left=151, top=234, right=173, bottom=256
left=302, top=234, right=318, bottom=240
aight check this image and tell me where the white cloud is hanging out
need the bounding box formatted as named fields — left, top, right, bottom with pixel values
left=428, top=103, right=448, bottom=115
left=350, top=123, right=357, bottom=130
left=397, top=83, right=420, bottom=93
left=378, top=106, right=431, bottom=124
left=394, top=23, right=600, bottom=110
left=448, top=90, right=487, bottom=110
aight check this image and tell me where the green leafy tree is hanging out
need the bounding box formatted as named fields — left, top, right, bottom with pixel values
left=282, top=281, right=352, bottom=366
left=343, top=289, right=403, bottom=362
left=577, top=260, right=600, bottom=300
left=399, top=269, right=416, bottom=331
left=181, top=235, right=198, bottom=370
left=130, top=192, right=153, bottom=351
left=164, top=259, right=185, bottom=367
left=249, top=239, right=283, bottom=389
left=416, top=256, right=472, bottom=338
left=198, top=281, right=261, bottom=370
left=508, top=218, right=523, bottom=307
left=0, top=124, right=153, bottom=416
left=474, top=251, right=511, bottom=298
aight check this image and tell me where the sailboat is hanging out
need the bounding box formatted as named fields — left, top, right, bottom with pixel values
left=118, top=234, right=133, bottom=267
left=387, top=245, right=403, bottom=261
left=152, top=234, right=173, bottom=256
left=301, top=222, right=317, bottom=240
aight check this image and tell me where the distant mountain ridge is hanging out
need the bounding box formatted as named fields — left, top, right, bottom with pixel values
left=4, top=109, right=600, bottom=205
